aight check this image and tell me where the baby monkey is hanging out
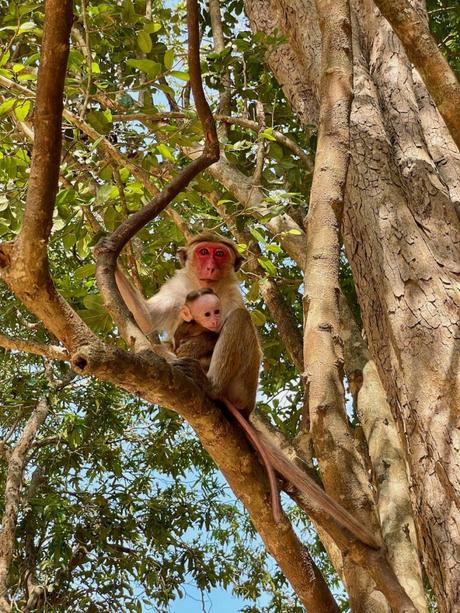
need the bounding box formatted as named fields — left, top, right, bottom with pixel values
left=174, top=288, right=222, bottom=372
left=175, top=288, right=282, bottom=523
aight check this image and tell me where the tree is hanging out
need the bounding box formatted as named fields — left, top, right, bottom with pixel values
left=0, top=0, right=458, bottom=610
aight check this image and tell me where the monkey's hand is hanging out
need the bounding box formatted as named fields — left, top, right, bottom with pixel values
left=173, top=358, right=210, bottom=390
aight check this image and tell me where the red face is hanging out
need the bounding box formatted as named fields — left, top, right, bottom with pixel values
left=192, top=242, right=234, bottom=282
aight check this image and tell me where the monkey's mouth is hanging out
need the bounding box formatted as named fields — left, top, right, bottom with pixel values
left=199, top=275, right=220, bottom=282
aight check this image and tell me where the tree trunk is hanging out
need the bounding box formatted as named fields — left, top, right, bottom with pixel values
left=244, top=0, right=460, bottom=609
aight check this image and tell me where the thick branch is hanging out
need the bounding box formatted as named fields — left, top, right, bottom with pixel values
left=70, top=343, right=338, bottom=611
left=209, top=0, right=232, bottom=137
left=300, top=0, right=417, bottom=609
left=372, top=0, right=460, bottom=150
left=0, top=1, right=96, bottom=353
left=0, top=399, right=50, bottom=612
left=18, top=0, right=72, bottom=251
left=340, top=298, right=428, bottom=612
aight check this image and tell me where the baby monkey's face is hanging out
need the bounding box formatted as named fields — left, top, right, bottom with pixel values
left=188, top=294, right=222, bottom=331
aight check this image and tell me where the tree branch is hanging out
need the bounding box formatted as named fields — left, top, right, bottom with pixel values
left=0, top=398, right=50, bottom=611
left=94, top=0, right=219, bottom=348
left=372, top=0, right=460, bottom=150
left=70, top=343, right=339, bottom=611
left=0, top=334, right=69, bottom=362
left=0, top=1, right=96, bottom=353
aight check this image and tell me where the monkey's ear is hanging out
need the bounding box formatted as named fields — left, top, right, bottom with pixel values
left=177, top=247, right=188, bottom=267
left=180, top=305, right=193, bottom=322
left=234, top=254, right=244, bottom=271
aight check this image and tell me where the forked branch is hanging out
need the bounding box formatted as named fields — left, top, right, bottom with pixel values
left=94, top=0, right=220, bottom=343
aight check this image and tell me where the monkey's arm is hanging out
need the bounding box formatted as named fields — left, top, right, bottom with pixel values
left=115, top=268, right=183, bottom=337
left=115, top=267, right=154, bottom=335
left=207, top=308, right=260, bottom=406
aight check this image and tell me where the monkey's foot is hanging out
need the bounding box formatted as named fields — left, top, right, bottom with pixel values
left=173, top=357, right=210, bottom=390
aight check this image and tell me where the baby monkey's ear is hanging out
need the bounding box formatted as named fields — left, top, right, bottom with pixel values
left=180, top=305, right=193, bottom=322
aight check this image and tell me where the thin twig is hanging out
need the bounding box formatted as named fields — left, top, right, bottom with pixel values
left=0, top=333, right=69, bottom=361
left=79, top=0, right=92, bottom=119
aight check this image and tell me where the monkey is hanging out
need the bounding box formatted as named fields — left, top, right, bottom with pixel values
left=172, top=287, right=282, bottom=523
left=114, top=232, right=382, bottom=545
left=115, top=232, right=262, bottom=413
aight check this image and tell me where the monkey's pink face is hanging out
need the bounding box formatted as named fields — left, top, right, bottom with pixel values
left=192, top=242, right=235, bottom=282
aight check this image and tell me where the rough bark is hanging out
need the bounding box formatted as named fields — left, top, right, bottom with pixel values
left=371, top=0, right=460, bottom=149
left=344, top=4, right=460, bottom=608
left=298, top=0, right=399, bottom=607
left=244, top=0, right=460, bottom=607
left=341, top=299, right=428, bottom=613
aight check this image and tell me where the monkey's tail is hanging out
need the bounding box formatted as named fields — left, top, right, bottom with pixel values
left=221, top=398, right=283, bottom=524
left=257, top=431, right=382, bottom=550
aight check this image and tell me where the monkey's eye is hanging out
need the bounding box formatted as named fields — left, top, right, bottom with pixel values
left=214, top=310, right=220, bottom=315
left=215, top=249, right=225, bottom=257
left=204, top=312, right=211, bottom=317
left=199, top=248, right=209, bottom=256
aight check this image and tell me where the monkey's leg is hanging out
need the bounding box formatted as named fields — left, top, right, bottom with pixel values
left=222, top=398, right=282, bottom=524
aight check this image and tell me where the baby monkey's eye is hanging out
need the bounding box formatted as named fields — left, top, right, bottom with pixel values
left=215, top=310, right=220, bottom=314
left=204, top=312, right=211, bottom=317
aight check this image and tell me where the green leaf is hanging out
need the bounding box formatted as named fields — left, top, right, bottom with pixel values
left=170, top=70, right=189, bottom=81
left=156, top=143, right=175, bottom=161
left=268, top=142, right=284, bottom=160
left=137, top=31, right=152, bottom=54
left=14, top=100, right=31, bottom=121
left=17, top=73, right=36, bottom=82
left=144, top=22, right=162, bottom=34
left=164, top=49, right=174, bottom=70
left=257, top=257, right=277, bottom=276
left=249, top=227, right=265, bottom=243
left=0, top=98, right=16, bottom=116
left=251, top=309, right=266, bottom=326
left=126, top=59, right=162, bottom=78
left=246, top=280, right=260, bottom=302
left=18, top=21, right=37, bottom=34
left=86, top=110, right=112, bottom=135
left=258, top=128, right=276, bottom=141
left=74, top=263, right=96, bottom=281
left=0, top=50, right=10, bottom=67
left=96, top=184, right=118, bottom=204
